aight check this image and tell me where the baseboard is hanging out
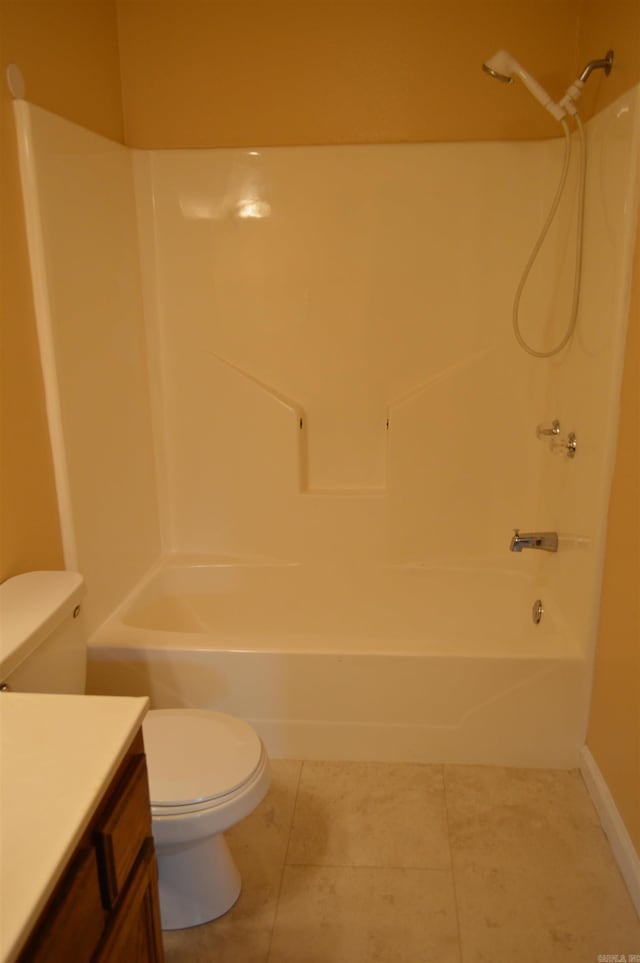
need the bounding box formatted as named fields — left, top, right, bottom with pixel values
left=580, top=746, right=640, bottom=918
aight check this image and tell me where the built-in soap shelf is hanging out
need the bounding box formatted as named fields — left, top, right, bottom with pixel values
left=206, top=347, right=503, bottom=492
left=206, top=349, right=393, bottom=494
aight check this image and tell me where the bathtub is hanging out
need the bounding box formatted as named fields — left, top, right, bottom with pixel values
left=87, top=556, right=588, bottom=768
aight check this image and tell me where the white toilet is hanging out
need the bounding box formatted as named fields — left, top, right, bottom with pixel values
left=143, top=707, right=270, bottom=929
left=0, top=571, right=271, bottom=931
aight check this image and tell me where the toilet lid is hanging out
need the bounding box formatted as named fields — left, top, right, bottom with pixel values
left=143, top=709, right=263, bottom=807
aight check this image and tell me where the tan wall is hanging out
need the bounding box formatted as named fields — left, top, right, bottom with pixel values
left=0, top=1, right=123, bottom=582
left=117, top=0, right=585, bottom=148
left=1, top=1, right=124, bottom=141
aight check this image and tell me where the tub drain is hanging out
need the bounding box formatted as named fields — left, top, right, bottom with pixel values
left=532, top=599, right=544, bottom=625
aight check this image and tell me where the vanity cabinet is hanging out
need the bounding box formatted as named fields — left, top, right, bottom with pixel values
left=17, top=731, right=164, bottom=963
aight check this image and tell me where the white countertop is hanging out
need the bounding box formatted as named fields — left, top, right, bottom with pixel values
left=0, top=692, right=149, bottom=963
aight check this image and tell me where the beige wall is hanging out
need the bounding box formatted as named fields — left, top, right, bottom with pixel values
left=115, top=0, right=640, bottom=148
left=0, top=0, right=123, bottom=582
left=1, top=1, right=124, bottom=141
left=117, top=0, right=588, bottom=149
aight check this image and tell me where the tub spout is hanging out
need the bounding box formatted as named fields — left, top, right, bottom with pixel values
left=510, top=529, right=558, bottom=552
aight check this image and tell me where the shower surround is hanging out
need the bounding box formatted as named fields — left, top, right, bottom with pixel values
left=14, top=87, right=640, bottom=765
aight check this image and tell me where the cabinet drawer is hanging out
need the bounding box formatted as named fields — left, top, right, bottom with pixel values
left=95, top=754, right=152, bottom=908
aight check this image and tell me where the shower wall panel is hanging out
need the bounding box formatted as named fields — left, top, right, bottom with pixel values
left=135, top=140, right=571, bottom=566
left=15, top=104, right=162, bottom=634
left=537, top=87, right=640, bottom=659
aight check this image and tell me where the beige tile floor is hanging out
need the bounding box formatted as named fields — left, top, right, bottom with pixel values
left=162, top=760, right=640, bottom=963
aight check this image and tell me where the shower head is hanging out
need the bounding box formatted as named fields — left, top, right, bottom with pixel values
left=482, top=50, right=566, bottom=122
left=481, top=50, right=515, bottom=84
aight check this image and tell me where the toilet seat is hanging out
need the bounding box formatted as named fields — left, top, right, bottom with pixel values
left=143, top=708, right=264, bottom=816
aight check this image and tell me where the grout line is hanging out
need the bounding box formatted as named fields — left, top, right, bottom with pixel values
left=265, top=759, right=305, bottom=963
left=282, top=759, right=305, bottom=868
left=443, top=764, right=465, bottom=963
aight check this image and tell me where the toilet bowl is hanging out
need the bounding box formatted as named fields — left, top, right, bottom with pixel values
left=142, top=708, right=270, bottom=930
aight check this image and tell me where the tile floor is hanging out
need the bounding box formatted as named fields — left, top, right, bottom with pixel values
left=162, top=760, right=640, bottom=963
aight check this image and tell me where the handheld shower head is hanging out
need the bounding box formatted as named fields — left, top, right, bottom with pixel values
left=482, top=50, right=566, bottom=122
left=481, top=50, right=515, bottom=84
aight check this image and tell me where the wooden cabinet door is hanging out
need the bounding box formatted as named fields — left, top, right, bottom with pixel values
left=17, top=846, right=106, bottom=963
left=94, top=839, right=164, bottom=963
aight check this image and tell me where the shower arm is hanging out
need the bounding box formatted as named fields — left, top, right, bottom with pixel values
left=579, top=50, right=614, bottom=83
left=560, top=50, right=614, bottom=115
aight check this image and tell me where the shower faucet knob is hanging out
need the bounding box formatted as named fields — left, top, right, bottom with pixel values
left=536, top=419, right=561, bottom=438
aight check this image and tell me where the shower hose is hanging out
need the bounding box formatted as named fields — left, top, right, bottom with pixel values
left=512, top=113, right=587, bottom=358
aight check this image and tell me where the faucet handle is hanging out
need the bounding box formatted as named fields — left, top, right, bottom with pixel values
left=551, top=431, right=578, bottom=459
left=536, top=419, right=561, bottom=438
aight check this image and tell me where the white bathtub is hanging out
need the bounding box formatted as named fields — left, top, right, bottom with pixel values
left=87, top=556, right=588, bottom=768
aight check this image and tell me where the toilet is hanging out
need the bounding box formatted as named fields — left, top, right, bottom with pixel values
left=0, top=570, right=271, bottom=931
left=143, top=707, right=270, bottom=929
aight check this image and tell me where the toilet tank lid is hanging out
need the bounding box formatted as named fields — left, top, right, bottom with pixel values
left=0, top=571, right=84, bottom=681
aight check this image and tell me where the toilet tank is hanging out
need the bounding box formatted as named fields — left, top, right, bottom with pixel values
left=0, top=571, right=86, bottom=693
